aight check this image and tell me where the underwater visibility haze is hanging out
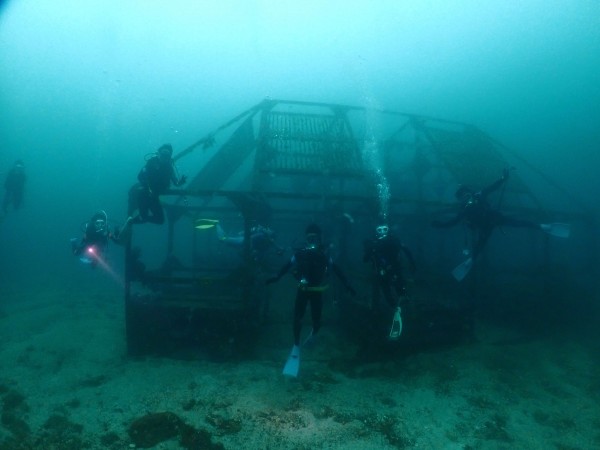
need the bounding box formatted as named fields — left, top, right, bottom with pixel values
left=0, top=1, right=599, bottom=448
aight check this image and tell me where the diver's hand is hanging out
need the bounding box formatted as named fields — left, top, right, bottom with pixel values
left=431, top=220, right=443, bottom=227
left=346, top=286, right=357, bottom=296
left=502, top=168, right=510, bottom=180
left=179, top=175, right=187, bottom=185
left=202, top=135, right=216, bottom=149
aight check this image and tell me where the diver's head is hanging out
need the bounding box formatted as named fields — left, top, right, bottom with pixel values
left=91, top=210, right=108, bottom=233
left=157, top=144, right=173, bottom=162
left=375, top=224, right=389, bottom=240
left=305, top=223, right=322, bottom=249
left=94, top=218, right=107, bottom=233
left=455, top=185, right=474, bottom=203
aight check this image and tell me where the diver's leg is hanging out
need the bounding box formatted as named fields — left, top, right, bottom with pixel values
left=293, top=290, right=309, bottom=346
left=128, top=183, right=142, bottom=218
left=216, top=223, right=227, bottom=241
left=309, top=291, right=323, bottom=336
left=370, top=278, right=381, bottom=311
left=473, top=226, right=493, bottom=259
left=147, top=196, right=165, bottom=224
left=497, top=215, right=540, bottom=230
left=13, top=192, right=23, bottom=210
left=380, top=280, right=397, bottom=308
left=132, top=191, right=150, bottom=224
left=393, top=275, right=407, bottom=304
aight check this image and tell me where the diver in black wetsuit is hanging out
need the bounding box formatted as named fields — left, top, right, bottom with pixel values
left=363, top=224, right=416, bottom=310
left=363, top=224, right=416, bottom=339
left=432, top=169, right=570, bottom=281
left=3, top=160, right=26, bottom=214
left=266, top=224, right=355, bottom=346
left=71, top=210, right=113, bottom=266
left=129, top=144, right=187, bottom=225
left=216, top=223, right=284, bottom=264
left=433, top=168, right=542, bottom=259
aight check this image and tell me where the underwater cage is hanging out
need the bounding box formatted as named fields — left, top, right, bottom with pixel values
left=124, top=99, right=598, bottom=357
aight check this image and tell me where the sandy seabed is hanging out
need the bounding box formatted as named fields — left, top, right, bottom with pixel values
left=1, top=278, right=599, bottom=450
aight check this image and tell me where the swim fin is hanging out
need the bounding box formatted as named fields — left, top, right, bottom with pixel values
left=283, top=345, right=300, bottom=378
left=194, top=218, right=219, bottom=230
left=540, top=223, right=570, bottom=238
left=389, top=307, right=402, bottom=340
left=452, top=257, right=473, bottom=282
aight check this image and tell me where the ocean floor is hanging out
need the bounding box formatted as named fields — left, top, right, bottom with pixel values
left=1, top=278, right=599, bottom=450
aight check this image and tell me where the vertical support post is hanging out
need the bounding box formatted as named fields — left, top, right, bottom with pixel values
left=124, top=217, right=135, bottom=355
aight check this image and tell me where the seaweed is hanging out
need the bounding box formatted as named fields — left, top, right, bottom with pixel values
left=181, top=398, right=198, bottom=411
left=99, top=431, right=122, bottom=448
left=128, top=412, right=184, bottom=448
left=180, top=424, right=224, bottom=450
left=34, top=414, right=88, bottom=450
left=127, top=411, right=223, bottom=449
left=1, top=412, right=30, bottom=439
left=1, top=390, right=28, bottom=412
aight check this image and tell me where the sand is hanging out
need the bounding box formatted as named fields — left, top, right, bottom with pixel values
left=1, top=277, right=599, bottom=450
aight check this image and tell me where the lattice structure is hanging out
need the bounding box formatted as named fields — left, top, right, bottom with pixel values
left=421, top=125, right=530, bottom=196
left=256, top=111, right=362, bottom=177
left=123, top=99, right=596, bottom=356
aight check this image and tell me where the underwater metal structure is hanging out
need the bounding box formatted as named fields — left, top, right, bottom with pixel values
left=124, top=99, right=597, bottom=356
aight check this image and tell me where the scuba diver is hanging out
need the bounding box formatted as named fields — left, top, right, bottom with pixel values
left=71, top=210, right=114, bottom=266
left=266, top=223, right=355, bottom=377
left=432, top=168, right=570, bottom=281
left=363, top=224, right=416, bottom=340
left=3, top=160, right=26, bottom=214
left=211, top=222, right=285, bottom=263
left=129, top=144, right=187, bottom=225
left=194, top=192, right=282, bottom=264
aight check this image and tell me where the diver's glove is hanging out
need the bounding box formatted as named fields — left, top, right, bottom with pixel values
left=502, top=168, right=510, bottom=180
left=202, top=135, right=216, bottom=149
left=178, top=175, right=187, bottom=186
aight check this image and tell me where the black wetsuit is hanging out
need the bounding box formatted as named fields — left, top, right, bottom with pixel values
left=433, top=174, right=539, bottom=258
left=363, top=234, right=415, bottom=309
left=3, top=164, right=25, bottom=213
left=268, top=245, right=353, bottom=346
left=132, top=155, right=183, bottom=224
left=72, top=214, right=111, bottom=265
